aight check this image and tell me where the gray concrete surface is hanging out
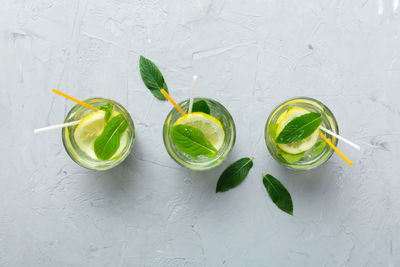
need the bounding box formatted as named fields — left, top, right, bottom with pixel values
left=1, top=0, right=399, bottom=266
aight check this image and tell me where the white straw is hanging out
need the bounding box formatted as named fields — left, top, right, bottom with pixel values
left=34, top=120, right=81, bottom=134
left=319, top=126, right=360, bottom=150
left=188, top=75, right=198, bottom=113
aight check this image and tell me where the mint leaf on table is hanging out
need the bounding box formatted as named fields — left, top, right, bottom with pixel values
left=94, top=114, right=128, bottom=160
left=171, top=124, right=217, bottom=158
left=262, top=174, right=293, bottom=215
left=139, top=56, right=168, bottom=100
left=216, top=157, right=254, bottom=192
left=99, top=104, right=113, bottom=122
left=276, top=112, right=322, bottom=144
left=190, top=100, right=210, bottom=114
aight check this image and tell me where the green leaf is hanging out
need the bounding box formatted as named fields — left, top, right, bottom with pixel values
left=312, top=140, right=326, bottom=157
left=139, top=56, right=168, bottom=100
left=171, top=124, right=217, bottom=157
left=280, top=151, right=304, bottom=163
left=216, top=157, right=254, bottom=192
left=94, top=114, right=128, bottom=160
left=262, top=174, right=293, bottom=215
left=268, top=123, right=279, bottom=141
left=190, top=100, right=210, bottom=114
left=99, top=104, right=113, bottom=122
left=276, top=112, right=322, bottom=144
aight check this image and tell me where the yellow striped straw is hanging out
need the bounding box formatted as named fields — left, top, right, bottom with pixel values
left=319, top=130, right=353, bottom=166
left=160, top=89, right=186, bottom=116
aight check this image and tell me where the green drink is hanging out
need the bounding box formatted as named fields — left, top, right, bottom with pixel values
left=265, top=97, right=338, bottom=170
left=163, top=98, right=235, bottom=170
left=62, top=98, right=135, bottom=170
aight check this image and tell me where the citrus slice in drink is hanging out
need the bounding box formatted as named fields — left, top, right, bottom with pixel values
left=276, top=107, right=319, bottom=154
left=174, top=112, right=225, bottom=150
left=74, top=111, right=129, bottom=159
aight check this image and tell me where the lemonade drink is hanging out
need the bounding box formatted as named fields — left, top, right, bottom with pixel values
left=163, top=98, right=235, bottom=170
left=62, top=98, right=134, bottom=170
left=265, top=97, right=338, bottom=170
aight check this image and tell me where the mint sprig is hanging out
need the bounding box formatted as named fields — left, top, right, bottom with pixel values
left=94, top=114, right=128, bottom=160
left=171, top=124, right=217, bottom=158
left=190, top=100, right=210, bottom=114
left=99, top=104, right=113, bottom=122
left=276, top=112, right=322, bottom=144
left=139, top=56, right=169, bottom=100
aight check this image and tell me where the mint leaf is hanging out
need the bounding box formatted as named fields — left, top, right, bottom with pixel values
left=280, top=151, right=304, bottom=163
left=139, top=56, right=168, bottom=100
left=94, top=114, right=128, bottom=160
left=262, top=174, right=293, bottom=215
left=312, top=140, right=326, bottom=157
left=171, top=124, right=217, bottom=158
left=190, top=100, right=210, bottom=114
left=276, top=112, right=322, bottom=144
left=268, top=123, right=279, bottom=141
left=216, top=157, right=253, bottom=192
left=99, top=104, right=113, bottom=122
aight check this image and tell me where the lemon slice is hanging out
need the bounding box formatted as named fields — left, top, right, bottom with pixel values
left=174, top=112, right=225, bottom=150
left=74, top=110, right=128, bottom=160
left=276, top=107, right=319, bottom=154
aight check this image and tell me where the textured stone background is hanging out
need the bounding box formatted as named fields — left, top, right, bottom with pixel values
left=1, top=0, right=399, bottom=266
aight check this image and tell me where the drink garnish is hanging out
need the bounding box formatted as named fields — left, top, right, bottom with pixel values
left=216, top=157, right=253, bottom=192
left=280, top=151, right=304, bottom=163
left=190, top=100, right=210, bottom=114
left=99, top=104, right=113, bottom=122
left=276, top=112, right=322, bottom=144
left=139, top=56, right=169, bottom=100
left=174, top=112, right=224, bottom=150
left=94, top=114, right=128, bottom=160
left=268, top=123, right=279, bottom=141
left=171, top=124, right=217, bottom=157
left=311, top=140, right=326, bottom=157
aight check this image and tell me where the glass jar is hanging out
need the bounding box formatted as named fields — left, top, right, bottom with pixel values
left=265, top=97, right=338, bottom=170
left=62, top=98, right=135, bottom=170
left=163, top=98, right=236, bottom=170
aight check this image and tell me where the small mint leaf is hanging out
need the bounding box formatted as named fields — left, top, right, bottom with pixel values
left=190, top=100, right=210, bottom=114
left=268, top=123, right=279, bottom=141
left=280, top=151, right=304, bottom=163
left=99, top=104, right=113, bottom=122
left=312, top=140, right=326, bottom=157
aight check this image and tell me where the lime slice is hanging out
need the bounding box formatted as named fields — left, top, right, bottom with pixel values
left=74, top=110, right=128, bottom=159
left=276, top=107, right=319, bottom=154
left=174, top=112, right=225, bottom=150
